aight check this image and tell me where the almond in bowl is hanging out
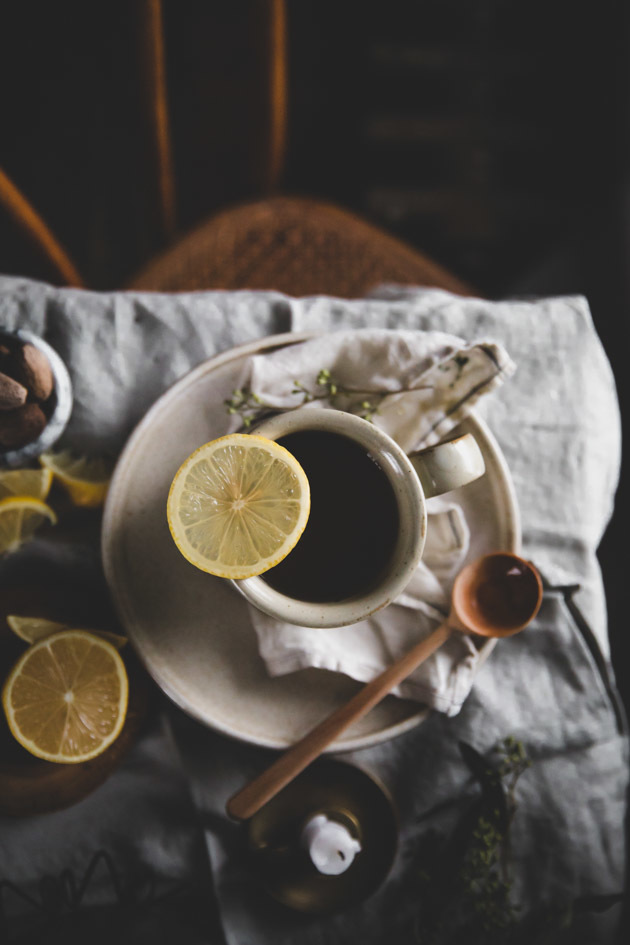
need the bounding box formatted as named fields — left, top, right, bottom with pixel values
left=0, top=329, right=73, bottom=467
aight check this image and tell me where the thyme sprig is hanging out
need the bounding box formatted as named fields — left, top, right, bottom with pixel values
left=413, top=737, right=531, bottom=943
left=454, top=737, right=530, bottom=936
left=412, top=737, right=620, bottom=942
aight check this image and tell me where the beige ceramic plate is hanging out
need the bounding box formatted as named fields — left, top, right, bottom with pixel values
left=102, top=333, right=520, bottom=751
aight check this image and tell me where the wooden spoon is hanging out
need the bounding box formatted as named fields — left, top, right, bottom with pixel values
left=227, top=552, right=543, bottom=821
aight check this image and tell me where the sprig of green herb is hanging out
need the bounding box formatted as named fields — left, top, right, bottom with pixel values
left=223, top=388, right=269, bottom=429
left=412, top=737, right=621, bottom=942
left=413, top=737, right=530, bottom=943
left=313, top=369, right=381, bottom=420
left=225, top=368, right=384, bottom=427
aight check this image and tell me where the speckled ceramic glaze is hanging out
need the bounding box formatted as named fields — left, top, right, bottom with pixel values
left=235, top=408, right=485, bottom=628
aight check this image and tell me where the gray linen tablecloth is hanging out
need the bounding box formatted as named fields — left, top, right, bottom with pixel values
left=0, top=275, right=627, bottom=944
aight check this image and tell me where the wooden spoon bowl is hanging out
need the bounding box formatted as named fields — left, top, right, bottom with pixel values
left=452, top=552, right=543, bottom=637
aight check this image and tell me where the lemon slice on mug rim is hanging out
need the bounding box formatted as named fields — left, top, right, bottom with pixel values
left=167, top=433, right=310, bottom=580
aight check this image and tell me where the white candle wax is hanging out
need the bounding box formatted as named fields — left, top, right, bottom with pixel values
left=300, top=813, right=362, bottom=875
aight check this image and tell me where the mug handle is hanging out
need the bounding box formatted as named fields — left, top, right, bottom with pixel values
left=408, top=433, right=485, bottom=498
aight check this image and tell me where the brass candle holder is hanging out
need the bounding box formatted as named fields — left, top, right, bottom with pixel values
left=247, top=758, right=397, bottom=914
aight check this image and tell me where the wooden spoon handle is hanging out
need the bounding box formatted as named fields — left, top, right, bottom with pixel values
left=226, top=620, right=453, bottom=821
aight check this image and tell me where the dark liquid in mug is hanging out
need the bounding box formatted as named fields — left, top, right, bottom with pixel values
left=262, top=430, right=399, bottom=603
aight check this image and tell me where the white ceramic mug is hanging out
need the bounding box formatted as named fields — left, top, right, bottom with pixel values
left=234, top=408, right=484, bottom=628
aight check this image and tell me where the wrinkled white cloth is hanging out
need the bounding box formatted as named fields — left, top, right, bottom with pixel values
left=228, top=329, right=515, bottom=714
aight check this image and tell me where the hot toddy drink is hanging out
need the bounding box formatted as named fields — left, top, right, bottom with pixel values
left=262, top=430, right=399, bottom=603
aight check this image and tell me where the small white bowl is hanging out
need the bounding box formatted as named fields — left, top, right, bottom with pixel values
left=0, top=327, right=73, bottom=468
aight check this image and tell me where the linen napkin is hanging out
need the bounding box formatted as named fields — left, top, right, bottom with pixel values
left=228, top=329, right=515, bottom=715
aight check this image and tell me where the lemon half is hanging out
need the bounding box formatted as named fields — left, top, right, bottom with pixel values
left=167, top=434, right=310, bottom=580
left=2, top=629, right=129, bottom=764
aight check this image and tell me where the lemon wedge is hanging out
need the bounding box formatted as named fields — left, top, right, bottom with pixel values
left=6, top=615, right=127, bottom=649
left=0, top=467, right=53, bottom=501
left=167, top=433, right=310, bottom=579
left=0, top=495, right=57, bottom=555
left=39, top=451, right=111, bottom=507
left=2, top=629, right=128, bottom=763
